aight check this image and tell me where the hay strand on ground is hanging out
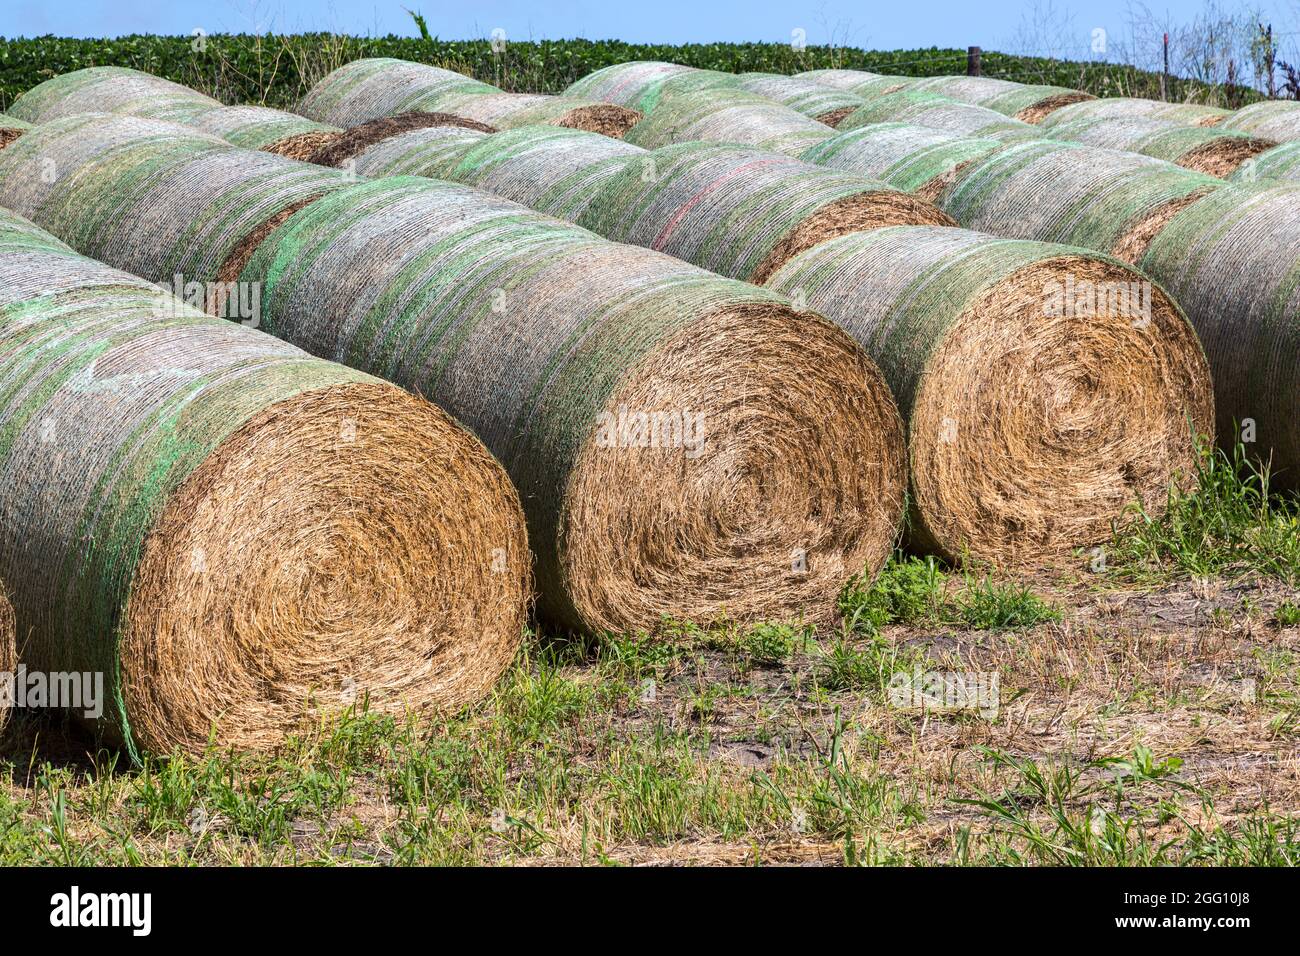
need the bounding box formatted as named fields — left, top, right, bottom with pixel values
left=0, top=206, right=531, bottom=758
left=767, top=226, right=1214, bottom=565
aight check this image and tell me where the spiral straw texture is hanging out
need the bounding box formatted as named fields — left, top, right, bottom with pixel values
left=300, top=57, right=640, bottom=135
left=623, top=87, right=837, bottom=156
left=239, top=176, right=908, bottom=633
left=802, top=123, right=1006, bottom=200
left=797, top=70, right=914, bottom=99
left=905, top=74, right=1094, bottom=123
left=839, top=89, right=1038, bottom=139
left=8, top=66, right=222, bottom=124
left=1044, top=116, right=1275, bottom=177
left=1038, top=98, right=1232, bottom=130
left=934, top=138, right=1224, bottom=264
left=1218, top=100, right=1300, bottom=143
left=1138, top=182, right=1300, bottom=488
left=767, top=226, right=1214, bottom=564
left=0, top=205, right=531, bottom=759
left=1232, top=140, right=1300, bottom=183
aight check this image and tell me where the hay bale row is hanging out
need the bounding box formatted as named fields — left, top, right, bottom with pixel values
left=0, top=113, right=907, bottom=635
left=801, top=123, right=1005, bottom=201
left=729, top=73, right=868, bottom=126
left=1219, top=99, right=1300, bottom=143
left=838, top=89, right=1038, bottom=139
left=904, top=75, right=1094, bottom=123
left=1043, top=115, right=1275, bottom=177
left=1038, top=97, right=1232, bottom=130
left=931, top=138, right=1224, bottom=264
left=0, top=203, right=531, bottom=758
left=299, top=57, right=641, bottom=136
left=796, top=70, right=914, bottom=99
left=344, top=121, right=1213, bottom=567
left=7, top=65, right=221, bottom=124
left=1138, top=182, right=1300, bottom=488
left=1233, top=140, right=1300, bottom=183
left=766, top=227, right=1213, bottom=564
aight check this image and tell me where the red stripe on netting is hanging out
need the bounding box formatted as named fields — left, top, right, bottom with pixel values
left=651, top=157, right=784, bottom=250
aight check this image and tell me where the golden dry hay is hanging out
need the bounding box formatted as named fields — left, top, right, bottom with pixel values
left=120, top=381, right=531, bottom=755
left=0, top=587, right=13, bottom=734
left=263, top=129, right=347, bottom=161
left=768, top=228, right=1215, bottom=567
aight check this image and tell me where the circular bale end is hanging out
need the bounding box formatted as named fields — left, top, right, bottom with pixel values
left=750, top=190, right=956, bottom=284
left=1014, top=91, right=1095, bottom=124
left=908, top=255, right=1214, bottom=566
left=0, top=588, right=13, bottom=734
left=1111, top=186, right=1217, bottom=264
left=264, top=129, right=347, bottom=161
left=561, top=303, right=907, bottom=635
left=556, top=103, right=643, bottom=138
left=309, top=111, right=498, bottom=167
left=1177, top=135, right=1277, bottom=178
left=119, top=381, right=531, bottom=756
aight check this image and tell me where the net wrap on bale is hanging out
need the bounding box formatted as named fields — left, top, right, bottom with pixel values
left=1218, top=100, right=1300, bottom=143
left=0, top=205, right=531, bottom=759
left=797, top=70, right=914, bottom=99
left=9, top=66, right=221, bottom=124
left=839, top=89, right=1038, bottom=139
left=766, top=226, right=1214, bottom=564
left=934, top=138, right=1223, bottom=263
left=1038, top=98, right=1231, bottom=130
left=905, top=74, right=1093, bottom=123
left=1232, top=139, right=1300, bottom=183
left=1044, top=116, right=1275, bottom=177
left=623, top=87, right=836, bottom=156
left=563, top=61, right=706, bottom=113
left=189, top=105, right=345, bottom=159
left=1138, top=182, right=1300, bottom=488
left=730, top=73, right=868, bottom=126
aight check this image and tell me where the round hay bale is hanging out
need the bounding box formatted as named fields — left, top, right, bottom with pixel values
left=839, top=89, right=1038, bottom=139
left=573, top=139, right=953, bottom=283
left=731, top=73, right=868, bottom=126
left=416, top=90, right=641, bottom=137
left=797, top=70, right=914, bottom=99
left=0, top=114, right=355, bottom=301
left=1045, top=116, right=1276, bottom=177
left=906, top=75, right=1093, bottom=123
left=1138, top=182, right=1300, bottom=488
left=623, top=87, right=836, bottom=156
left=9, top=66, right=221, bottom=124
left=298, top=57, right=496, bottom=126
left=564, top=61, right=706, bottom=112
left=767, top=226, right=1214, bottom=565
left=239, top=176, right=908, bottom=634
left=0, top=114, right=30, bottom=149
left=0, top=208, right=531, bottom=758
left=350, top=124, right=643, bottom=221
left=187, top=104, right=345, bottom=158
left=0, top=586, right=13, bottom=734
left=1218, top=99, right=1300, bottom=143
left=934, top=139, right=1223, bottom=264
left=1232, top=139, right=1300, bottom=183
left=1038, top=98, right=1232, bottom=130
left=801, top=123, right=1006, bottom=201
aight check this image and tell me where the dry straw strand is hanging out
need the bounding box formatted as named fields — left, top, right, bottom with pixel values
left=0, top=205, right=530, bottom=759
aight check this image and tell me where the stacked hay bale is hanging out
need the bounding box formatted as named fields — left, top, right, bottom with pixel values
left=838, top=89, right=1038, bottom=139
left=797, top=70, right=914, bottom=99
left=0, top=204, right=532, bottom=758
left=6, top=65, right=221, bottom=124
left=931, top=139, right=1224, bottom=264
left=563, top=60, right=709, bottom=112
left=767, top=228, right=1213, bottom=563
left=729, top=73, right=868, bottom=126
left=1038, top=97, right=1232, bottom=129
left=1219, top=100, right=1300, bottom=143
left=1138, top=183, right=1300, bottom=488
left=905, top=74, right=1094, bottom=123
left=346, top=122, right=1214, bottom=567
left=1233, top=140, right=1300, bottom=183
left=188, top=104, right=346, bottom=160
left=1043, top=115, right=1275, bottom=177
left=801, top=123, right=1006, bottom=201
left=0, top=113, right=908, bottom=635
left=621, top=88, right=836, bottom=155
left=299, top=57, right=641, bottom=136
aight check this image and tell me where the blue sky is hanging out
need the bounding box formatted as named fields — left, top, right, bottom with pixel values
left=1, top=1, right=1296, bottom=63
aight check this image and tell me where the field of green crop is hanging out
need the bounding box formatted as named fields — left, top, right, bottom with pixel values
left=0, top=34, right=1257, bottom=111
